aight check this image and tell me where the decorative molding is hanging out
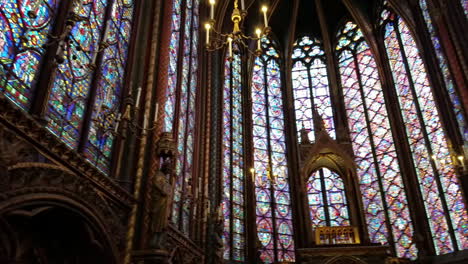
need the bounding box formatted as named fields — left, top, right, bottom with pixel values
left=166, top=224, right=205, bottom=263
left=0, top=95, right=134, bottom=208
left=0, top=163, right=129, bottom=255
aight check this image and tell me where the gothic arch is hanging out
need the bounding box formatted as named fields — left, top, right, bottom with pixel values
left=0, top=163, right=123, bottom=263
left=324, top=255, right=367, bottom=264
left=300, top=131, right=369, bottom=245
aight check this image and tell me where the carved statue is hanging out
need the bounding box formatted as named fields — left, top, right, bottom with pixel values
left=149, top=132, right=178, bottom=249
left=149, top=170, right=172, bottom=249
left=300, top=123, right=311, bottom=145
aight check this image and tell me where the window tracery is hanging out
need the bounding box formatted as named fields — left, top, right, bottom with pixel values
left=0, top=0, right=59, bottom=109
left=307, top=168, right=350, bottom=228
left=222, top=44, right=246, bottom=262
left=165, top=0, right=200, bottom=235
left=252, top=38, right=295, bottom=263
left=337, top=21, right=417, bottom=259
left=381, top=8, right=468, bottom=254
left=291, top=36, right=335, bottom=142
left=1, top=0, right=135, bottom=174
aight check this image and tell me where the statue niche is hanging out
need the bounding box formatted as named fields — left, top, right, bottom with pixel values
left=149, top=132, right=178, bottom=250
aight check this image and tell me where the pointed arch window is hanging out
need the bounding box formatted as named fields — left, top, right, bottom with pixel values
left=337, top=21, right=416, bottom=259
left=164, top=0, right=200, bottom=235
left=307, top=168, right=349, bottom=227
left=222, top=44, right=246, bottom=262
left=381, top=9, right=468, bottom=254
left=1, top=0, right=135, bottom=175
left=419, top=0, right=467, bottom=141
left=252, top=38, right=294, bottom=263
left=291, top=36, right=335, bottom=142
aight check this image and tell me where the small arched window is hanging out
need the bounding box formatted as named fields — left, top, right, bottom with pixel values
left=307, top=168, right=350, bottom=227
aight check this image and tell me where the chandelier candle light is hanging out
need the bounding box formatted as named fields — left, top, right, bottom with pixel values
left=205, top=0, right=271, bottom=57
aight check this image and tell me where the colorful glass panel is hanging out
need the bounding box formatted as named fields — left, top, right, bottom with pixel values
left=170, top=0, right=200, bottom=235
left=337, top=21, right=417, bottom=259
left=382, top=11, right=468, bottom=254
left=419, top=0, right=468, bottom=142
left=253, top=38, right=294, bottom=263
left=84, top=0, right=134, bottom=174
left=307, top=168, right=349, bottom=227
left=163, top=0, right=182, bottom=132
left=46, top=0, right=108, bottom=149
left=222, top=45, right=246, bottom=262
left=291, top=37, right=335, bottom=142
left=0, top=0, right=59, bottom=109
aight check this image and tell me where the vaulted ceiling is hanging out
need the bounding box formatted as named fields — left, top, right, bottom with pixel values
left=214, top=0, right=380, bottom=56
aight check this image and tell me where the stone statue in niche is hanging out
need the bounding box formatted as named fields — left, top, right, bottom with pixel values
left=149, top=132, right=177, bottom=250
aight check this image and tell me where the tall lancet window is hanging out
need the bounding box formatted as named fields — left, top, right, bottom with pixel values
left=291, top=36, right=335, bottom=142
left=83, top=0, right=134, bottom=172
left=0, top=0, right=60, bottom=109
left=1, top=0, right=135, bottom=174
left=252, top=38, right=294, bottom=263
left=381, top=9, right=468, bottom=254
left=337, top=21, right=416, bottom=258
left=307, top=168, right=349, bottom=227
left=222, top=44, right=246, bottom=262
left=164, top=0, right=200, bottom=235
left=419, top=0, right=467, bottom=142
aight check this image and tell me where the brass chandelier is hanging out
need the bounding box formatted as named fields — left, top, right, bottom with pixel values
left=204, top=0, right=271, bottom=58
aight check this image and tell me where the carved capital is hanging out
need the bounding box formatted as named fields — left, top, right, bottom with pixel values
left=155, top=132, right=178, bottom=159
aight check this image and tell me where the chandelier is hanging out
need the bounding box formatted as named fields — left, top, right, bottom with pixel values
left=204, top=0, right=271, bottom=57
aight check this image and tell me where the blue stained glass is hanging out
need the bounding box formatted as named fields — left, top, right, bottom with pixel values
left=46, top=0, right=108, bottom=149
left=222, top=44, right=246, bottom=262
left=1, top=0, right=59, bottom=109
left=169, top=0, right=200, bottom=235
left=85, top=0, right=134, bottom=174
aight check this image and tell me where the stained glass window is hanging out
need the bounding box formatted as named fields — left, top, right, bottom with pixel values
left=84, top=0, right=134, bottom=173
left=167, top=0, right=200, bottom=235
left=419, top=0, right=468, bottom=142
left=1, top=0, right=135, bottom=174
left=0, top=0, right=60, bottom=109
left=291, top=36, right=335, bottom=142
left=307, top=168, right=349, bottom=227
left=46, top=0, right=109, bottom=149
left=337, top=21, right=417, bottom=259
left=252, top=38, right=295, bottom=263
left=222, top=44, right=246, bottom=262
left=381, top=9, right=468, bottom=254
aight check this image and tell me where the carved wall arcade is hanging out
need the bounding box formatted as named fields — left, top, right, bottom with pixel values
left=0, top=119, right=131, bottom=263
